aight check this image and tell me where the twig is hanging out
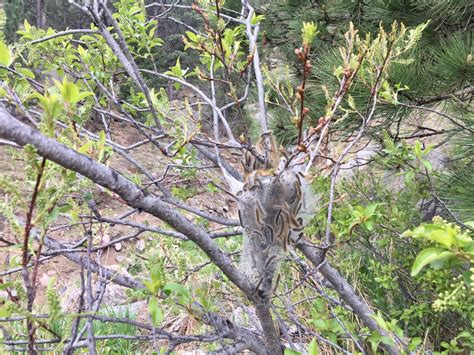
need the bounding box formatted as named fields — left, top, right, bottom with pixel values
left=22, top=157, right=47, bottom=355
left=398, top=102, right=474, bottom=134
left=29, top=29, right=99, bottom=45
left=242, top=1, right=268, bottom=133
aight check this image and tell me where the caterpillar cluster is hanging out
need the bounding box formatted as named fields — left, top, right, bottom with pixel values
left=236, top=133, right=315, bottom=295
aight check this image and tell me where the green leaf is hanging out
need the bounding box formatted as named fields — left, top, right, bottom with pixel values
left=380, top=336, right=396, bottom=346
left=408, top=337, right=422, bottom=351
left=83, top=191, right=93, bottom=202
left=148, top=298, right=164, bottom=326
left=251, top=14, right=265, bottom=25
left=428, top=229, right=455, bottom=248
left=46, top=207, right=60, bottom=225
left=58, top=204, right=72, bottom=213
left=143, top=280, right=156, bottom=294
left=163, top=283, right=187, bottom=295
left=369, top=330, right=382, bottom=353
left=307, top=339, right=319, bottom=355
left=77, top=45, right=88, bottom=58
left=413, top=140, right=422, bottom=159
left=312, top=318, right=328, bottom=330
left=163, top=283, right=190, bottom=304
left=404, top=171, right=415, bottom=184
left=421, top=159, right=432, bottom=172
left=78, top=141, right=94, bottom=155
left=24, top=19, right=31, bottom=32
left=206, top=183, right=218, bottom=194
left=364, top=220, right=375, bottom=231
left=457, top=331, right=472, bottom=339
left=411, top=248, right=454, bottom=276
left=56, top=78, right=79, bottom=104
left=284, top=349, right=301, bottom=355
left=170, top=58, right=183, bottom=77
left=365, top=203, right=379, bottom=216
left=0, top=281, right=13, bottom=290
left=18, top=68, right=35, bottom=78
left=0, top=41, right=13, bottom=67
left=149, top=26, right=156, bottom=38
left=144, top=263, right=167, bottom=294
left=411, top=224, right=457, bottom=248
left=0, top=303, right=12, bottom=318
left=313, top=299, right=325, bottom=313
left=185, top=31, right=197, bottom=42
left=75, top=91, right=93, bottom=103
left=370, top=311, right=388, bottom=331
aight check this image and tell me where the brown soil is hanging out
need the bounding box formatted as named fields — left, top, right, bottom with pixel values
left=0, top=119, right=236, bottom=316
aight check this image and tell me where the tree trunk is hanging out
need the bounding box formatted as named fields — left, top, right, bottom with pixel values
left=36, top=0, right=46, bottom=28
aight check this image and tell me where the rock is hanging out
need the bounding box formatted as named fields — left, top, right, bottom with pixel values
left=288, top=325, right=298, bottom=335
left=107, top=300, right=147, bottom=317
left=136, top=239, right=145, bottom=252
left=114, top=242, right=122, bottom=252
left=102, top=233, right=111, bottom=245
left=39, top=273, right=52, bottom=287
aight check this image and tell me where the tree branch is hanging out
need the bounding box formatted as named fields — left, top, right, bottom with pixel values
left=0, top=108, right=253, bottom=297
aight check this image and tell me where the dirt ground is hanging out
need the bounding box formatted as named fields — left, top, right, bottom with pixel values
left=0, top=119, right=236, bottom=315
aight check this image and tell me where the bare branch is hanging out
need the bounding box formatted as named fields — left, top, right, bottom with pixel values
left=242, top=2, right=268, bottom=133
left=0, top=108, right=253, bottom=296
